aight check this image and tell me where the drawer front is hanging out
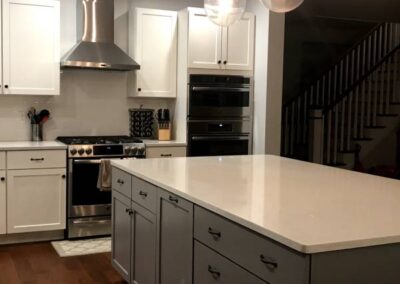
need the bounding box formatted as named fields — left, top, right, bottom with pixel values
left=0, top=152, right=5, bottom=169
left=194, top=206, right=309, bottom=284
left=146, top=146, right=186, bottom=158
left=112, top=168, right=132, bottom=199
left=131, top=176, right=157, bottom=213
left=194, top=241, right=266, bottom=284
left=7, top=150, right=66, bottom=169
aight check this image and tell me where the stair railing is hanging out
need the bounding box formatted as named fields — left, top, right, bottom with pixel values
left=282, top=22, right=400, bottom=165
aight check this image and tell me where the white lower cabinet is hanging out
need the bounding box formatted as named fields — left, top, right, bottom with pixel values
left=0, top=170, right=6, bottom=235
left=7, top=168, right=66, bottom=233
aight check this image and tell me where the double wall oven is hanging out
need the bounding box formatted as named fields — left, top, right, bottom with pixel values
left=57, top=136, right=145, bottom=239
left=187, top=75, right=252, bottom=156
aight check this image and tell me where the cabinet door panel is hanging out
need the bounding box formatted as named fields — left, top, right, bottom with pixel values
left=111, top=190, right=131, bottom=282
left=159, top=190, right=193, bottom=284
left=7, top=168, right=66, bottom=233
left=188, top=8, right=222, bottom=69
left=134, top=8, right=177, bottom=98
left=222, top=13, right=255, bottom=71
left=131, top=202, right=157, bottom=284
left=3, top=0, right=60, bottom=95
left=0, top=170, right=5, bottom=235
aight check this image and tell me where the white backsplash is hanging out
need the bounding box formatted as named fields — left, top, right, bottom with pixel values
left=0, top=69, right=170, bottom=141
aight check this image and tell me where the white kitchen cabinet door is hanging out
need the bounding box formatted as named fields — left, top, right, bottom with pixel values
left=188, top=8, right=222, bottom=69
left=133, top=8, right=177, bottom=98
left=7, top=168, right=66, bottom=233
left=0, top=171, right=6, bottom=235
left=222, top=13, right=255, bottom=71
left=2, top=0, right=60, bottom=95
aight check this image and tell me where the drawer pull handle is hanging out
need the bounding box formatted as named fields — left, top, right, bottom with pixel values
left=208, top=227, right=221, bottom=239
left=125, top=208, right=134, bottom=215
left=139, top=191, right=148, bottom=197
left=0, top=177, right=5, bottom=182
left=117, top=179, right=125, bottom=185
left=168, top=196, right=179, bottom=203
left=260, top=254, right=278, bottom=269
left=30, top=158, right=45, bottom=161
left=161, top=154, right=172, bottom=157
left=208, top=265, right=221, bottom=278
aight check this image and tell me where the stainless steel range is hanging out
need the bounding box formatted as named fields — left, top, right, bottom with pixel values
left=57, top=136, right=145, bottom=239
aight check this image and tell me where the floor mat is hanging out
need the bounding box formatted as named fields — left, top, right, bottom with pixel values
left=51, top=237, right=111, bottom=257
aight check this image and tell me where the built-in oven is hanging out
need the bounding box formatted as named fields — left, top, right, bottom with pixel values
left=188, top=74, right=251, bottom=119
left=188, top=120, right=252, bottom=156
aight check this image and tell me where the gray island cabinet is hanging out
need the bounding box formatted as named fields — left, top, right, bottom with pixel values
left=111, top=155, right=400, bottom=284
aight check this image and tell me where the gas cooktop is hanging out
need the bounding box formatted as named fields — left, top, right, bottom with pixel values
left=57, top=136, right=146, bottom=158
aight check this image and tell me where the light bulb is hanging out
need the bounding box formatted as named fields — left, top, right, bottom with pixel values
left=204, top=0, right=247, bottom=27
left=259, top=0, right=304, bottom=13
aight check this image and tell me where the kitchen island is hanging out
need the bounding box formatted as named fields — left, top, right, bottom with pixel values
left=111, top=155, right=400, bottom=284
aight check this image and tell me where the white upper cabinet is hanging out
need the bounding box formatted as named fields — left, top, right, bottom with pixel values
left=187, top=8, right=222, bottom=69
left=131, top=8, right=177, bottom=98
left=187, top=8, right=255, bottom=71
left=2, top=0, right=60, bottom=95
left=222, top=13, right=255, bottom=71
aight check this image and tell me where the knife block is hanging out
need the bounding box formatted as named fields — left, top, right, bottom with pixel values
left=158, top=122, right=171, bottom=141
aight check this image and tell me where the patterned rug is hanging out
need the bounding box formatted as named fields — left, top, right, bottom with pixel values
left=51, top=237, right=111, bottom=257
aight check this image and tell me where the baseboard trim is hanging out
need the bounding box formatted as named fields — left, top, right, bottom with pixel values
left=0, top=230, right=64, bottom=245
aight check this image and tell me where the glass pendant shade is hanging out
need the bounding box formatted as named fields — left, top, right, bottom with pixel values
left=259, top=0, right=304, bottom=13
left=204, top=0, right=247, bottom=27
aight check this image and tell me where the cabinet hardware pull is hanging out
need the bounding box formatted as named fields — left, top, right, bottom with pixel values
left=217, top=60, right=222, bottom=64
left=208, top=227, right=221, bottom=239
left=260, top=254, right=278, bottom=269
left=160, top=154, right=172, bottom=157
left=168, top=196, right=179, bottom=203
left=208, top=265, right=221, bottom=278
left=4, top=85, right=8, bottom=89
left=223, top=60, right=227, bottom=64
left=0, top=177, right=5, bottom=182
left=30, top=158, right=44, bottom=161
left=139, top=191, right=148, bottom=197
left=128, top=209, right=134, bottom=216
left=117, top=179, right=125, bottom=185
left=138, top=88, right=142, bottom=92
left=61, top=175, right=66, bottom=179
left=125, top=208, right=130, bottom=213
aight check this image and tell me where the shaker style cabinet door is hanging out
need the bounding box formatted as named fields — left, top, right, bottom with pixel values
left=131, top=202, right=157, bottom=284
left=111, top=190, right=132, bottom=282
left=132, top=8, right=177, bottom=98
left=222, top=13, right=255, bottom=71
left=158, top=190, right=194, bottom=284
left=2, top=0, right=60, bottom=95
left=6, top=168, right=66, bottom=233
left=0, top=170, right=6, bottom=235
left=188, top=8, right=222, bottom=69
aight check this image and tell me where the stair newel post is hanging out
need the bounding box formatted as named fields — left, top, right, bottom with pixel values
left=309, top=109, right=324, bottom=164
left=347, top=91, right=353, bottom=151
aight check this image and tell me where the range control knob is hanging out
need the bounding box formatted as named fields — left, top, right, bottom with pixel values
left=138, top=147, right=145, bottom=156
left=85, top=148, right=93, bottom=155
left=70, top=148, right=77, bottom=155
left=131, top=147, right=139, bottom=155
left=78, top=148, right=85, bottom=155
left=125, top=147, right=132, bottom=155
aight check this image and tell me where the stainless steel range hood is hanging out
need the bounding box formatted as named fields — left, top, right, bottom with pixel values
left=61, top=0, right=140, bottom=71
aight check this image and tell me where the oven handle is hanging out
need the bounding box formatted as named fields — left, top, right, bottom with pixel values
left=73, top=159, right=102, bottom=164
left=72, top=219, right=111, bottom=225
left=191, top=86, right=249, bottom=92
left=191, top=136, right=249, bottom=141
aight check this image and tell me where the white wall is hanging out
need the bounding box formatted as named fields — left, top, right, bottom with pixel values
left=0, top=0, right=202, bottom=142
left=246, top=1, right=285, bottom=155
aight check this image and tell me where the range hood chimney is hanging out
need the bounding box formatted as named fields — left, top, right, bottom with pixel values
left=61, top=0, right=140, bottom=71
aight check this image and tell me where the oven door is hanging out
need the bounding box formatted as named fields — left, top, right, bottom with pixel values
left=69, top=159, right=112, bottom=218
left=188, top=86, right=251, bottom=118
left=188, top=135, right=250, bottom=157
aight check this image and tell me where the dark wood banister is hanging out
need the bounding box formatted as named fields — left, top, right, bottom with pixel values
left=283, top=22, right=384, bottom=108
left=322, top=44, right=400, bottom=114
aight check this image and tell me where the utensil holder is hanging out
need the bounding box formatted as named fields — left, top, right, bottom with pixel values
left=31, top=124, right=43, bottom=141
left=158, top=122, right=171, bottom=141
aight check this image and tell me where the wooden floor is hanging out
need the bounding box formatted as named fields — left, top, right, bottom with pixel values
left=0, top=242, right=125, bottom=284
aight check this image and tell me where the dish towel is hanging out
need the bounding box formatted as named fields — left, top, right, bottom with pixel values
left=97, top=159, right=112, bottom=192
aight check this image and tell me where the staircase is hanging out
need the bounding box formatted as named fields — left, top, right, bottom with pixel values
left=282, top=22, right=400, bottom=170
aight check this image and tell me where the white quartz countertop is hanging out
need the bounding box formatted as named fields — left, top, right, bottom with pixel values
left=111, top=155, right=400, bottom=254
left=0, top=141, right=67, bottom=150
left=143, top=140, right=187, bottom=147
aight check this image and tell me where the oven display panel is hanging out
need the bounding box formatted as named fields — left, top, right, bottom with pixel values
left=93, top=145, right=124, bottom=156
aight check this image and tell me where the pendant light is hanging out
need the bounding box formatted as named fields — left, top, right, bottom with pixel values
left=259, top=0, right=304, bottom=13
left=204, top=0, right=247, bottom=27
